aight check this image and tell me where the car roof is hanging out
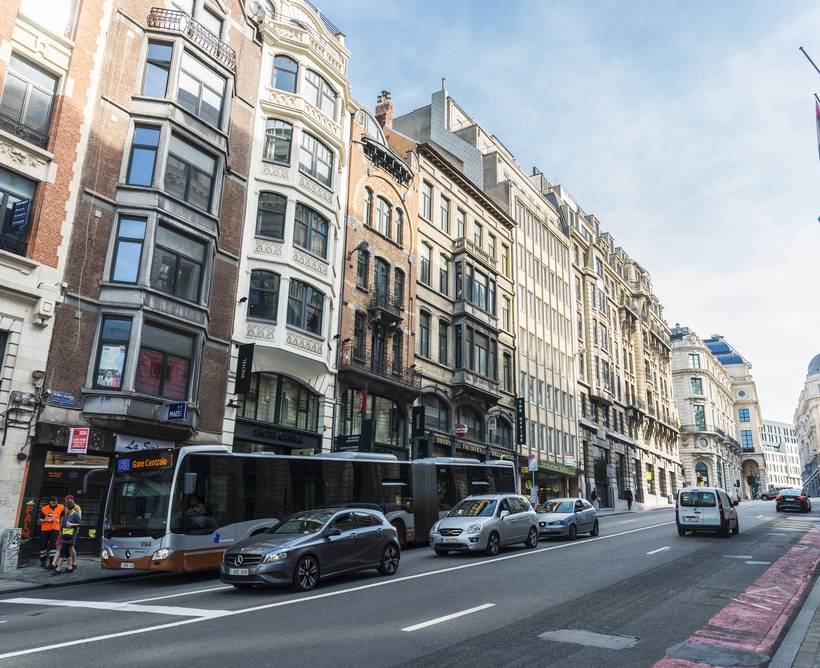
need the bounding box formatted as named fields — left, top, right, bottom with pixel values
left=679, top=487, right=722, bottom=492
left=465, top=493, right=518, bottom=500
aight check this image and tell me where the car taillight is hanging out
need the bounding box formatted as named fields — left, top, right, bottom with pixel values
left=800, top=496, right=807, bottom=502
left=775, top=496, right=783, bottom=502
left=717, top=495, right=724, bottom=514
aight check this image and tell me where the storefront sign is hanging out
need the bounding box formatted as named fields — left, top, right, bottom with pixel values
left=454, top=423, right=468, bottom=438
left=563, top=452, right=576, bottom=467
left=115, top=435, right=175, bottom=453
left=411, top=406, right=426, bottom=437
left=515, top=398, right=526, bottom=445
left=49, top=391, right=77, bottom=408
left=234, top=343, right=255, bottom=394
left=67, top=428, right=89, bottom=454
left=10, top=199, right=30, bottom=232
left=235, top=419, right=321, bottom=452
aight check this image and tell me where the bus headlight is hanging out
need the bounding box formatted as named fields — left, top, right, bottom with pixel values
left=152, top=548, right=172, bottom=561
left=262, top=551, right=288, bottom=563
left=101, top=548, right=110, bottom=561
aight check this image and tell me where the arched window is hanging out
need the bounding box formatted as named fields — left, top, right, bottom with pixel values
left=294, top=203, right=329, bottom=258
left=272, top=55, right=298, bottom=93
left=695, top=462, right=709, bottom=486
left=264, top=119, right=293, bottom=164
left=247, top=270, right=280, bottom=321
left=304, top=69, right=337, bottom=118
left=238, top=372, right=319, bottom=432
left=256, top=191, right=286, bottom=239
left=356, top=249, right=369, bottom=288
left=374, top=257, right=390, bottom=294
left=376, top=197, right=391, bottom=237
left=491, top=418, right=512, bottom=448
left=423, top=394, right=450, bottom=433
left=458, top=405, right=483, bottom=441
left=394, top=268, right=405, bottom=306
left=364, top=187, right=373, bottom=226
left=395, top=208, right=404, bottom=246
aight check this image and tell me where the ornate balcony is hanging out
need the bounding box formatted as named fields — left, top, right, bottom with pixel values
left=147, top=8, right=236, bottom=72
left=0, top=111, right=48, bottom=148
left=367, top=286, right=402, bottom=324
left=338, top=343, right=420, bottom=401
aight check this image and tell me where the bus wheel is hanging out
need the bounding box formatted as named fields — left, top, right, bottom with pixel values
left=293, top=555, right=320, bottom=591
left=392, top=521, right=407, bottom=550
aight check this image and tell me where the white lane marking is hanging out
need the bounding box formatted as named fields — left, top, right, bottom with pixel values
left=619, top=519, right=637, bottom=524
left=731, top=597, right=772, bottom=611
left=723, top=555, right=754, bottom=560
left=2, top=598, right=227, bottom=619
left=126, top=585, right=232, bottom=604
left=769, top=533, right=787, bottom=537
left=539, top=629, right=638, bottom=649
left=745, top=560, right=772, bottom=565
left=401, top=603, right=495, bottom=632
left=0, top=520, right=675, bottom=660
left=646, top=546, right=670, bottom=555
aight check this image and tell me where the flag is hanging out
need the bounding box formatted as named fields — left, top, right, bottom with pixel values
left=359, top=387, right=368, bottom=415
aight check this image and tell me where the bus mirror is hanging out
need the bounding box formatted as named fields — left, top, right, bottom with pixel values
left=183, top=472, right=198, bottom=496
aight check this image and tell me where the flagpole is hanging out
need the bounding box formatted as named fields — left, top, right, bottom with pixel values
left=800, top=47, right=820, bottom=76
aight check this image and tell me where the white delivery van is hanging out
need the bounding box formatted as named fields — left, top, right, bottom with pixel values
left=676, top=487, right=739, bottom=537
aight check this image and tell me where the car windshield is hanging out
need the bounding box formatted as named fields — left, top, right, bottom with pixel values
left=540, top=500, right=574, bottom=514
left=448, top=499, right=498, bottom=517
left=270, top=510, right=334, bottom=535
left=679, top=491, right=717, bottom=507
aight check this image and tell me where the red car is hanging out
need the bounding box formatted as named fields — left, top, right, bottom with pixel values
left=775, top=489, right=812, bottom=513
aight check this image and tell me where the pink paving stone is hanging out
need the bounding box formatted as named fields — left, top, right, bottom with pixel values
left=652, top=528, right=820, bottom=667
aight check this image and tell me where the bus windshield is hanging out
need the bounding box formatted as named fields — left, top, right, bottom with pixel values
left=105, top=462, right=174, bottom=539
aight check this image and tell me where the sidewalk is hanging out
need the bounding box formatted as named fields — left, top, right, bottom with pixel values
left=770, top=571, right=820, bottom=667
left=596, top=505, right=673, bottom=518
left=0, top=557, right=156, bottom=595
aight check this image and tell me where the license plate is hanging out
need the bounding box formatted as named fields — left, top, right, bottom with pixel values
left=442, top=537, right=460, bottom=543
left=229, top=568, right=249, bottom=576
left=684, top=516, right=697, bottom=523
left=120, top=562, right=135, bottom=569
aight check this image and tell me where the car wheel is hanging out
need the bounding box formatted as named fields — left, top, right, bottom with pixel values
left=732, top=520, right=739, bottom=535
left=720, top=521, right=731, bottom=538
left=567, top=524, right=577, bottom=541
left=292, top=555, right=320, bottom=592
left=485, top=531, right=501, bottom=556
left=677, top=526, right=686, bottom=537
left=391, top=521, right=407, bottom=550
left=433, top=548, right=449, bottom=556
left=760, top=495, right=769, bottom=501
left=525, top=527, right=538, bottom=548
left=590, top=520, right=599, bottom=537
left=378, top=544, right=400, bottom=576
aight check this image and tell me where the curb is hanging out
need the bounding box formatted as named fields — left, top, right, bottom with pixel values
left=769, top=571, right=820, bottom=667
left=0, top=570, right=166, bottom=596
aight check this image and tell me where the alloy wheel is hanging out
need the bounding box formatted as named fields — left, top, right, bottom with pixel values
left=526, top=527, right=538, bottom=548
left=486, top=532, right=500, bottom=556
left=295, top=556, right=319, bottom=591
left=379, top=545, right=400, bottom=575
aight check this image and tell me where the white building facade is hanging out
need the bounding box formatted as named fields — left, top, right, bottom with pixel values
left=794, top=355, right=820, bottom=496
left=761, top=420, right=802, bottom=490
left=225, top=1, right=351, bottom=454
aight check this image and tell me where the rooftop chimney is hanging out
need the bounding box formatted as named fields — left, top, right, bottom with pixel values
left=375, top=90, right=393, bottom=129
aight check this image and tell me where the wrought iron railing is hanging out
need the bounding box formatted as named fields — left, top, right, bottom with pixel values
left=368, top=286, right=402, bottom=317
left=148, top=8, right=236, bottom=72
left=339, top=343, right=421, bottom=389
left=0, top=111, right=49, bottom=148
left=0, top=235, right=28, bottom=257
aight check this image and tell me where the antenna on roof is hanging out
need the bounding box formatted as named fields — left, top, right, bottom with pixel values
left=441, top=77, right=446, bottom=91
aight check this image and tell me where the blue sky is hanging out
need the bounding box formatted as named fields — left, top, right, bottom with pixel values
left=326, top=0, right=820, bottom=422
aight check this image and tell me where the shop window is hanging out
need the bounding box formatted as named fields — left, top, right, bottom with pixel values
left=239, top=372, right=319, bottom=432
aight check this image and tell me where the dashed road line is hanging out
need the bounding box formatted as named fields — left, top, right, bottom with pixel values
left=401, top=603, right=495, bottom=632
left=1, top=597, right=228, bottom=619
left=646, top=546, right=670, bottom=555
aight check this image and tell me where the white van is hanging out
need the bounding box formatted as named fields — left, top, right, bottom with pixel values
left=676, top=487, right=739, bottom=537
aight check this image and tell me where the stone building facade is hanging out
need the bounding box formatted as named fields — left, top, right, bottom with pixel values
left=392, top=88, right=517, bottom=463
left=335, top=94, right=418, bottom=459
left=670, top=325, right=741, bottom=495
left=760, top=420, right=802, bottom=491
left=226, top=1, right=350, bottom=455
left=0, top=0, right=109, bottom=535
left=555, top=186, right=681, bottom=509
left=16, top=0, right=261, bottom=553
left=794, top=355, right=820, bottom=496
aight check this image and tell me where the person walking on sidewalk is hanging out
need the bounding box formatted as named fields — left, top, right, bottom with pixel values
left=590, top=488, right=599, bottom=511
left=37, top=497, right=64, bottom=569
left=64, top=496, right=81, bottom=571
left=625, top=488, right=634, bottom=511
left=53, top=505, right=81, bottom=574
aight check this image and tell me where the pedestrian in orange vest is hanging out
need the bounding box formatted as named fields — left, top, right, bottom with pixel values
left=37, top=497, right=64, bottom=569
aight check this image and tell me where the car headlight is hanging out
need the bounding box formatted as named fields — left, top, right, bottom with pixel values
left=262, top=551, right=288, bottom=563
left=100, top=548, right=110, bottom=561
left=431, top=522, right=440, bottom=534
left=152, top=548, right=172, bottom=561
left=467, top=524, right=484, bottom=534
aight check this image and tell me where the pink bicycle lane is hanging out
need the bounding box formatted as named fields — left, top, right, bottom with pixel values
left=653, top=527, right=820, bottom=668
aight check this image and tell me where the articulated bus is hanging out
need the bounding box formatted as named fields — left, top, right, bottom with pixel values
left=101, top=446, right=517, bottom=572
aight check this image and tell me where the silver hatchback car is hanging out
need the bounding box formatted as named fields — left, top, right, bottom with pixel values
left=429, top=494, right=539, bottom=556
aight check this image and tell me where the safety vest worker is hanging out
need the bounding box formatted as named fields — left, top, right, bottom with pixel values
left=39, top=502, right=64, bottom=531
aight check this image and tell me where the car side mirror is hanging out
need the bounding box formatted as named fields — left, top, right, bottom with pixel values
left=324, top=528, right=342, bottom=537
left=499, top=510, right=510, bottom=520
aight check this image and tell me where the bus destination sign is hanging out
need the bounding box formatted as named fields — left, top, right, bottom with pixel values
left=116, top=453, right=174, bottom=473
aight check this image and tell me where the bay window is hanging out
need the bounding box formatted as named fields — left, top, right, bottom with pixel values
left=272, top=55, right=298, bottom=93
left=287, top=279, right=324, bottom=335
left=256, top=191, right=286, bottom=239
left=150, top=225, right=205, bottom=302
left=293, top=203, right=329, bottom=258
left=135, top=323, right=195, bottom=400
left=264, top=119, right=292, bottom=164
left=177, top=52, right=225, bottom=127
left=304, top=70, right=337, bottom=118
left=164, top=135, right=216, bottom=211
left=92, top=317, right=132, bottom=389
left=110, top=217, right=146, bottom=283
left=298, top=132, right=333, bottom=188
left=248, top=270, right=280, bottom=321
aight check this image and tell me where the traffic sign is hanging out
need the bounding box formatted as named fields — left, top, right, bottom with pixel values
left=528, top=455, right=538, bottom=472
left=454, top=423, right=468, bottom=438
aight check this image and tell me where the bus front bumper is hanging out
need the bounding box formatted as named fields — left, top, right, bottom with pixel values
left=101, top=551, right=184, bottom=572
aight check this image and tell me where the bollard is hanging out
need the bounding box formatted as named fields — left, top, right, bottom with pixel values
left=0, top=528, right=22, bottom=573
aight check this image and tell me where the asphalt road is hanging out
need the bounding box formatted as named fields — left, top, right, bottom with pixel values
left=0, top=500, right=816, bottom=668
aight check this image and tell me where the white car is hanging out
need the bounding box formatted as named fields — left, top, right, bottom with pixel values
left=676, top=486, right=739, bottom=537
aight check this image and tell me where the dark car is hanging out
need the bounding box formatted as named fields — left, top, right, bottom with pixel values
left=776, top=489, right=812, bottom=513
left=220, top=508, right=400, bottom=591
